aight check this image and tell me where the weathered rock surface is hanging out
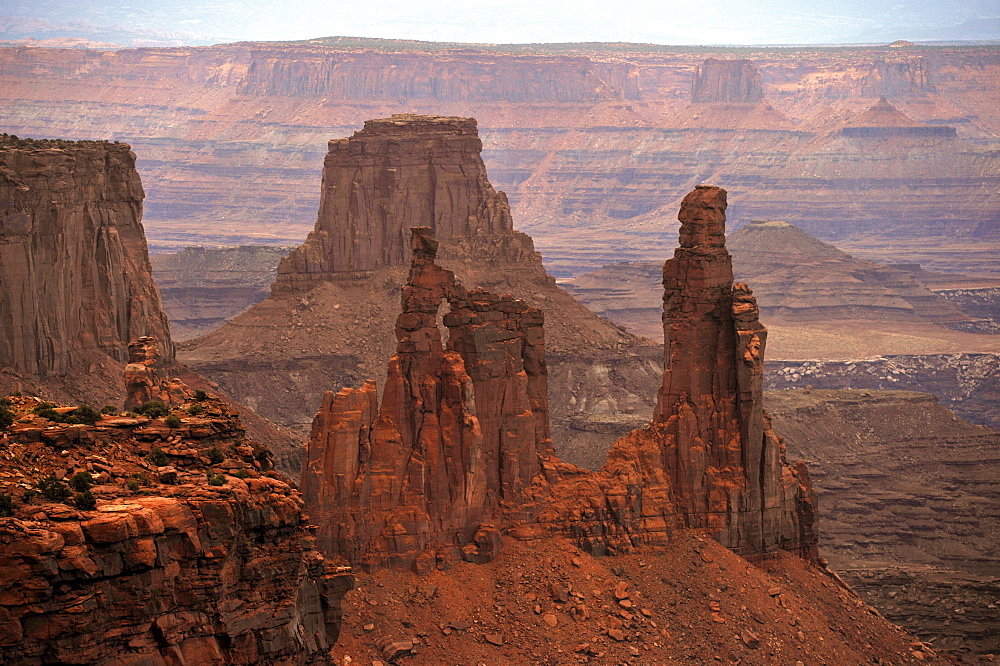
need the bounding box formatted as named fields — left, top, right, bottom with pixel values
left=274, top=115, right=535, bottom=292
left=691, top=58, right=764, bottom=103
left=304, top=189, right=816, bottom=573
left=301, top=227, right=552, bottom=571
left=0, top=383, right=352, bottom=664
left=767, top=389, right=1000, bottom=656
left=181, top=115, right=660, bottom=469
left=123, top=336, right=192, bottom=410
left=512, top=187, right=816, bottom=560
left=0, top=136, right=173, bottom=378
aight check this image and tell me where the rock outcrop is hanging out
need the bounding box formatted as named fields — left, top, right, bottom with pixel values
left=0, top=375, right=352, bottom=663
left=181, top=115, right=660, bottom=471
left=301, top=227, right=552, bottom=571
left=274, top=115, right=538, bottom=294
left=518, top=187, right=816, bottom=560
left=691, top=58, right=764, bottom=103
left=123, top=336, right=192, bottom=410
left=0, top=136, right=173, bottom=377
left=304, top=188, right=817, bottom=572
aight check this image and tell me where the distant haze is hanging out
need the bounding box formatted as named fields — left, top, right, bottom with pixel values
left=1, top=0, right=998, bottom=47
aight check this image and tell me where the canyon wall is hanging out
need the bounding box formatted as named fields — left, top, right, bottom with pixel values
left=0, top=42, right=997, bottom=274
left=0, top=136, right=173, bottom=379
left=691, top=58, right=764, bottom=103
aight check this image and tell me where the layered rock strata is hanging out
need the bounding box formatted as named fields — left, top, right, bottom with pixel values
left=274, top=115, right=537, bottom=294
left=691, top=58, right=764, bottom=103
left=0, top=136, right=173, bottom=377
left=0, top=381, right=352, bottom=663
left=301, top=227, right=552, bottom=571
left=304, top=188, right=817, bottom=572
left=123, top=336, right=192, bottom=410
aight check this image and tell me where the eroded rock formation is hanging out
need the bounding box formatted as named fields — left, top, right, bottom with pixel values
left=301, top=227, right=552, bottom=571
left=274, top=114, right=538, bottom=293
left=0, top=136, right=173, bottom=377
left=304, top=189, right=817, bottom=572
left=123, top=336, right=192, bottom=410
left=691, top=58, right=764, bottom=103
left=0, top=370, right=352, bottom=663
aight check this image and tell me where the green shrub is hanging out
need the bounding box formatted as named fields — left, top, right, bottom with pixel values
left=233, top=469, right=251, bottom=479
left=21, top=489, right=36, bottom=502
left=0, top=397, right=11, bottom=406
left=34, top=407, right=61, bottom=422
left=101, top=405, right=119, bottom=415
left=165, top=414, right=182, bottom=429
left=38, top=476, right=72, bottom=502
left=134, top=400, right=168, bottom=418
left=73, top=490, right=96, bottom=510
left=187, top=403, right=204, bottom=416
left=63, top=405, right=100, bottom=425
left=207, top=446, right=225, bottom=464
left=208, top=474, right=226, bottom=486
left=146, top=446, right=169, bottom=467
left=0, top=493, right=13, bottom=517
left=126, top=479, right=140, bottom=492
left=131, top=472, right=151, bottom=487
left=194, top=390, right=208, bottom=402
left=32, top=402, right=56, bottom=414
left=69, top=471, right=94, bottom=492
left=0, top=407, right=13, bottom=430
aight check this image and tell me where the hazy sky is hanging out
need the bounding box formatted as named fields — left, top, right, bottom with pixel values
left=2, top=0, right=998, bottom=45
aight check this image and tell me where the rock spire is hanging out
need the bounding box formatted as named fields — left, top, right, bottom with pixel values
left=301, top=227, right=552, bottom=571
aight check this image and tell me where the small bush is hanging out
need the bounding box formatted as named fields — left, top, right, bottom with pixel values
left=165, top=414, right=182, bottom=429
left=0, top=407, right=13, bottom=430
left=68, top=471, right=94, bottom=492
left=34, top=407, right=61, bottom=422
left=207, top=446, right=225, bottom=464
left=146, top=446, right=169, bottom=467
left=21, top=489, right=36, bottom=502
left=101, top=405, right=119, bottom=415
left=38, top=476, right=72, bottom=502
left=0, top=493, right=13, bottom=517
left=131, top=472, right=151, bottom=487
left=208, top=474, right=226, bottom=486
left=0, top=397, right=11, bottom=406
left=126, top=479, right=140, bottom=492
left=194, top=390, right=208, bottom=402
left=187, top=403, right=204, bottom=416
left=32, top=402, right=56, bottom=414
left=233, top=469, right=251, bottom=479
left=73, top=490, right=96, bottom=510
left=64, top=405, right=100, bottom=426
left=134, top=400, right=168, bottom=418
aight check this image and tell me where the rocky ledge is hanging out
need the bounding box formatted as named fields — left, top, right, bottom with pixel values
left=0, top=380, right=351, bottom=664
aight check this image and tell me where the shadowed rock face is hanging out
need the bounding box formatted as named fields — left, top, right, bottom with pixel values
left=301, top=227, right=551, bottom=571
left=303, top=190, right=817, bottom=572
left=691, top=58, right=764, bottom=103
left=274, top=114, right=536, bottom=293
left=0, top=137, right=173, bottom=377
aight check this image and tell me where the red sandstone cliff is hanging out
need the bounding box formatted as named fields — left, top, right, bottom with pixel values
left=0, top=136, right=173, bottom=400
left=274, top=115, right=537, bottom=292
left=691, top=58, right=764, bottom=103
left=0, top=371, right=351, bottom=664
left=303, top=189, right=816, bottom=572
